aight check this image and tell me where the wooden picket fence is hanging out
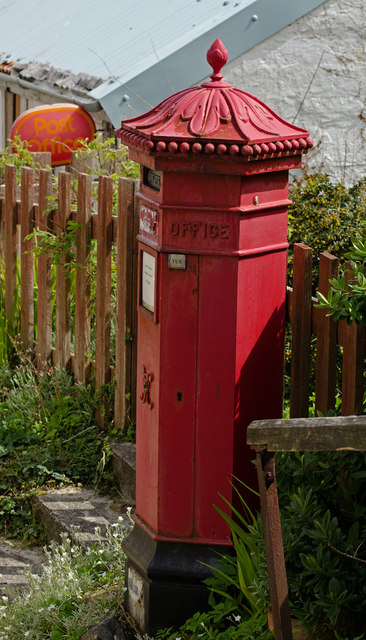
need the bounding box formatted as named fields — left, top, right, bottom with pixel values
left=0, top=162, right=139, bottom=428
left=0, top=160, right=364, bottom=428
left=287, top=242, right=365, bottom=418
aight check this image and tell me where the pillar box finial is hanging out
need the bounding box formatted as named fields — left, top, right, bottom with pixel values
left=206, top=38, right=228, bottom=81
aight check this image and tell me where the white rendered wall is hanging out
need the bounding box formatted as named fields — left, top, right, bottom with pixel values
left=221, top=0, right=365, bottom=185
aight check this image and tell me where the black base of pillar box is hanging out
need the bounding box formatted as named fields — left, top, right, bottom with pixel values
left=123, top=523, right=231, bottom=635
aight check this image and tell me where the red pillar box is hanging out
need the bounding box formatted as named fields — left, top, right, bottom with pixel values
left=117, top=39, right=312, bottom=634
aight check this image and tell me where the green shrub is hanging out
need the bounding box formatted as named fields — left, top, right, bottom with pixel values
left=288, top=174, right=366, bottom=288
left=0, top=136, right=46, bottom=180
left=0, top=348, right=116, bottom=541
left=74, top=135, right=139, bottom=180
left=317, top=223, right=366, bottom=325
left=277, top=450, right=366, bottom=638
left=157, top=457, right=366, bottom=640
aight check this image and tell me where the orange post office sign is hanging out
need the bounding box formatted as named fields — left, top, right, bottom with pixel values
left=11, top=103, right=96, bottom=166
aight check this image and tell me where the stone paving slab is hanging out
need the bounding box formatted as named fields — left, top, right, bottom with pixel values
left=0, top=540, right=45, bottom=598
left=33, top=486, right=132, bottom=545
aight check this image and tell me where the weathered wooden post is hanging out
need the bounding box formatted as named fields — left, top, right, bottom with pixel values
left=117, top=38, right=312, bottom=634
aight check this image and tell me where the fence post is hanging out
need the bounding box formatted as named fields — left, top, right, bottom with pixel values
left=115, top=177, right=135, bottom=428
left=340, top=264, right=365, bottom=415
left=95, top=174, right=113, bottom=427
left=20, top=166, right=34, bottom=350
left=315, top=251, right=338, bottom=416
left=74, top=173, right=92, bottom=385
left=290, top=243, right=313, bottom=418
left=4, top=164, right=17, bottom=328
left=36, top=168, right=53, bottom=364
left=130, top=185, right=140, bottom=425
left=55, top=171, right=71, bottom=369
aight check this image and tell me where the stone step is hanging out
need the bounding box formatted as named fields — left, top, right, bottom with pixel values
left=0, top=540, right=45, bottom=598
left=80, top=615, right=135, bottom=640
left=33, top=486, right=132, bottom=545
left=111, top=443, right=136, bottom=506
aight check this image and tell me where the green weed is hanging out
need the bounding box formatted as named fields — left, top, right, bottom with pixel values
left=0, top=349, right=116, bottom=541
left=0, top=522, right=129, bottom=640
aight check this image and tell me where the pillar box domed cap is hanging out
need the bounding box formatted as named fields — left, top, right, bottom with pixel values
left=117, top=39, right=313, bottom=159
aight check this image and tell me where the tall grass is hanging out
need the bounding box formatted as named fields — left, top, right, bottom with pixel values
left=0, top=255, right=21, bottom=364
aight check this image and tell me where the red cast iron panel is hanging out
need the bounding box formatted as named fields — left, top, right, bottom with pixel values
left=194, top=255, right=237, bottom=540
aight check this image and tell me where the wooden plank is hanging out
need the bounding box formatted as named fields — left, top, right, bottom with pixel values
left=286, top=286, right=319, bottom=332
left=95, top=175, right=113, bottom=427
left=285, top=286, right=292, bottom=322
left=114, top=177, right=135, bottom=428
left=130, top=181, right=140, bottom=425
left=247, top=416, right=366, bottom=451
left=4, top=164, right=17, bottom=328
left=341, top=323, right=365, bottom=416
left=20, top=166, right=34, bottom=350
left=32, top=152, right=52, bottom=168
left=340, top=264, right=365, bottom=415
left=289, top=243, right=313, bottom=418
left=91, top=212, right=117, bottom=241
left=315, top=251, right=339, bottom=416
left=4, top=91, right=14, bottom=142
left=55, top=171, right=71, bottom=369
left=36, top=168, right=53, bottom=364
left=340, top=264, right=365, bottom=416
left=14, top=93, right=21, bottom=119
left=74, top=173, right=92, bottom=384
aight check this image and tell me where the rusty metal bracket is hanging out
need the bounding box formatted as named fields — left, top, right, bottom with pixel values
left=256, top=450, right=293, bottom=640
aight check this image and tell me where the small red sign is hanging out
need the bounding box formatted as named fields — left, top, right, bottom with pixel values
left=10, top=103, right=96, bottom=166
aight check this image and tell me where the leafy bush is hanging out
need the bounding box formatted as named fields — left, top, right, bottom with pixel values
left=0, top=136, right=47, bottom=180
left=317, top=223, right=366, bottom=325
left=288, top=174, right=366, bottom=288
left=157, top=457, right=366, bottom=640
left=156, top=605, right=272, bottom=640
left=277, top=450, right=366, bottom=638
left=0, top=347, right=116, bottom=541
left=74, top=135, right=139, bottom=180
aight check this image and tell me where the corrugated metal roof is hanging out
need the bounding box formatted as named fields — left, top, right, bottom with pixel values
left=0, top=0, right=328, bottom=126
left=0, top=0, right=252, bottom=80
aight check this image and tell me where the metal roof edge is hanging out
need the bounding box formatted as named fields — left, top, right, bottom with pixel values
left=91, top=0, right=256, bottom=92
left=91, top=0, right=328, bottom=128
